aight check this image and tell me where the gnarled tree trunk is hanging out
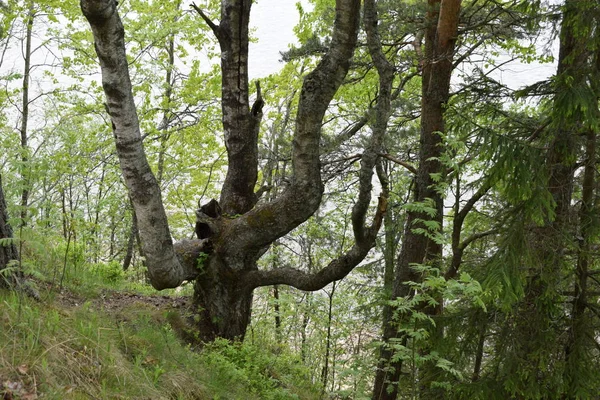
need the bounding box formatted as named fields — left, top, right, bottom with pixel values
left=81, top=0, right=384, bottom=342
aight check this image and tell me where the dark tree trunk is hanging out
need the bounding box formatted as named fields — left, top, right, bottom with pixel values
left=122, top=204, right=137, bottom=271
left=192, top=256, right=254, bottom=341
left=19, top=2, right=34, bottom=227
left=506, top=1, right=593, bottom=395
left=562, top=16, right=599, bottom=390
left=273, top=284, right=282, bottom=343
left=0, top=175, right=19, bottom=289
left=321, top=282, right=336, bottom=392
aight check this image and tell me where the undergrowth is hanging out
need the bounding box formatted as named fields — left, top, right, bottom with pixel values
left=1, top=232, right=320, bottom=399
left=0, top=289, right=319, bottom=399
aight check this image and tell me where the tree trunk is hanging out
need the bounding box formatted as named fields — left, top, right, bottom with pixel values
left=156, top=1, right=179, bottom=187
left=273, top=284, right=282, bottom=343
left=0, top=175, right=19, bottom=289
left=373, top=1, right=461, bottom=398
left=505, top=1, right=592, bottom=395
left=191, top=255, right=254, bottom=341
left=122, top=203, right=137, bottom=271
left=19, top=1, right=34, bottom=227
left=563, top=25, right=599, bottom=389
left=321, top=282, right=336, bottom=392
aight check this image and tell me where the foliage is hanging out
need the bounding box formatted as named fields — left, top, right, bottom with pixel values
left=1, top=0, right=600, bottom=399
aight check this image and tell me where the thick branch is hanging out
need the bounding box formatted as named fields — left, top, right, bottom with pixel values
left=218, top=0, right=258, bottom=215
left=246, top=196, right=387, bottom=291
left=351, top=0, right=394, bottom=243
left=81, top=0, right=187, bottom=289
left=217, top=0, right=361, bottom=263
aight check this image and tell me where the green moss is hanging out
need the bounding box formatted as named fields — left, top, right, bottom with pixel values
left=246, top=207, right=276, bottom=228
left=196, top=252, right=209, bottom=273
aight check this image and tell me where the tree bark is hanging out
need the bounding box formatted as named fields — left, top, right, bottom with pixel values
left=213, top=0, right=260, bottom=216
left=122, top=202, right=137, bottom=271
left=81, top=0, right=199, bottom=289
left=0, top=175, right=19, bottom=289
left=19, top=1, right=34, bottom=227
left=373, top=1, right=462, bottom=398
left=562, top=7, right=600, bottom=390
left=507, top=0, right=592, bottom=395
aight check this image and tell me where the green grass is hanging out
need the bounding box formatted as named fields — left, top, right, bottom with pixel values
left=1, top=233, right=320, bottom=399
left=0, top=287, right=320, bottom=400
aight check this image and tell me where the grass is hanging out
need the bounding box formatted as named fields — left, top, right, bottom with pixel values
left=0, top=266, right=321, bottom=399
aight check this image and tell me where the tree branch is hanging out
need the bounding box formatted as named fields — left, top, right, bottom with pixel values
left=190, top=3, right=221, bottom=39
left=378, top=153, right=417, bottom=174
left=245, top=0, right=391, bottom=290
left=246, top=195, right=387, bottom=291
left=217, top=0, right=362, bottom=262
left=81, top=0, right=188, bottom=289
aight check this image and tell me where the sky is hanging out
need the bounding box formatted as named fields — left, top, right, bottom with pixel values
left=248, top=0, right=303, bottom=78
left=246, top=0, right=558, bottom=87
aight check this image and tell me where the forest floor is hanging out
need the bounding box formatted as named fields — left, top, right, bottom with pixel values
left=0, top=276, right=319, bottom=400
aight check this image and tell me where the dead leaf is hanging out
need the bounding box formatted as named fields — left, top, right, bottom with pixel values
left=20, top=392, right=38, bottom=400
left=64, top=385, right=76, bottom=393
left=142, top=356, right=158, bottom=366
left=17, top=365, right=29, bottom=375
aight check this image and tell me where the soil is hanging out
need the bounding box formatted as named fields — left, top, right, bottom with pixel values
left=38, top=280, right=190, bottom=315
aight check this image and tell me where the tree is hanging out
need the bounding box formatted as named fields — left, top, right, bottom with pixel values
left=372, top=1, right=461, bottom=398
left=0, top=175, right=19, bottom=289
left=80, top=0, right=386, bottom=341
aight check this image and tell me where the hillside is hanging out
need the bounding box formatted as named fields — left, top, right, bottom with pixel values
left=0, top=279, right=320, bottom=400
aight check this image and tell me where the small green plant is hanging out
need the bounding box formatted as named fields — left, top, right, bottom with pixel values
left=197, top=252, right=209, bottom=272
left=95, top=260, right=125, bottom=283
left=0, top=289, right=319, bottom=400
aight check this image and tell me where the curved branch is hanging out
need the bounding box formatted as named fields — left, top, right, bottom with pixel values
left=352, top=0, right=394, bottom=243
left=191, top=3, right=221, bottom=40
left=246, top=195, right=387, bottom=291
left=218, top=0, right=362, bottom=261
left=81, top=0, right=188, bottom=289
left=378, top=153, right=417, bottom=175
left=242, top=0, right=391, bottom=290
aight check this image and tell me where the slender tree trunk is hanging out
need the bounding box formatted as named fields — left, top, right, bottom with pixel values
left=321, top=282, right=336, bottom=393
left=472, top=319, right=487, bottom=382
left=122, top=205, right=137, bottom=271
left=563, top=128, right=595, bottom=395
left=61, top=189, right=68, bottom=240
left=19, top=2, right=34, bottom=227
left=273, top=284, right=282, bottom=343
left=373, top=1, right=461, bottom=398
left=372, top=164, right=399, bottom=399
left=156, top=1, right=179, bottom=186
left=301, top=293, right=311, bottom=363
